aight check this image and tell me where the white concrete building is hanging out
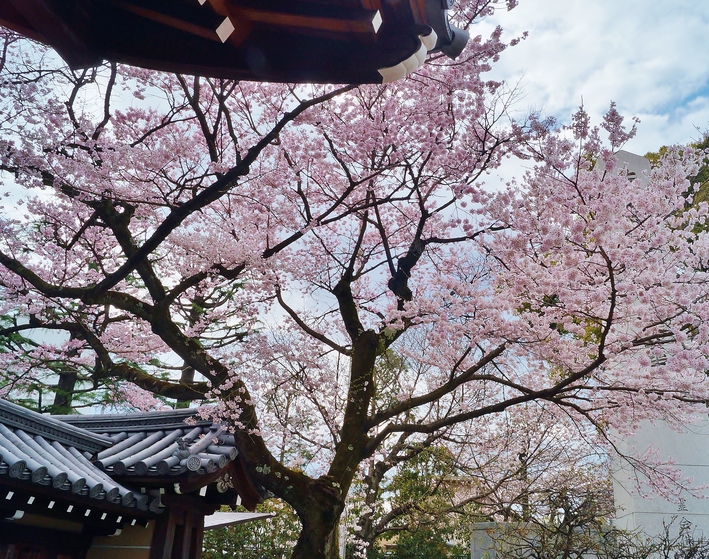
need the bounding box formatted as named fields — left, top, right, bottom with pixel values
left=612, top=419, right=709, bottom=538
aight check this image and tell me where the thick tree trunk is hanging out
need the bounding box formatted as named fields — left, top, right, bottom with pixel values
left=249, top=465, right=347, bottom=559
left=325, top=523, right=341, bottom=559
left=292, top=521, right=340, bottom=559
left=286, top=328, right=378, bottom=559
left=226, top=401, right=347, bottom=559
left=290, top=484, right=344, bottom=559
left=175, top=366, right=195, bottom=409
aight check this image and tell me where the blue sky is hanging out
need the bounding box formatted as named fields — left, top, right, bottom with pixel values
left=477, top=0, right=709, bottom=154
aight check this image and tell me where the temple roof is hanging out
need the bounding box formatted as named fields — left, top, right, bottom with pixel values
left=0, top=0, right=469, bottom=83
left=0, top=399, right=152, bottom=515
left=0, top=400, right=262, bottom=529
left=58, top=409, right=242, bottom=480
left=0, top=399, right=113, bottom=453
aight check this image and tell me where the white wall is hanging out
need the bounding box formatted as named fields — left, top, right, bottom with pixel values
left=612, top=419, right=709, bottom=537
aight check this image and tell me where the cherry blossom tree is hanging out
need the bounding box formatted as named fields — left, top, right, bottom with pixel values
left=2, top=1, right=709, bottom=556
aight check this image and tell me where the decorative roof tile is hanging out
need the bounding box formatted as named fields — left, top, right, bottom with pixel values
left=56, top=408, right=211, bottom=433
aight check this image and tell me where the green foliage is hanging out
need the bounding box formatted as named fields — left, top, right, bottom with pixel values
left=361, top=446, right=471, bottom=559
left=370, top=350, right=409, bottom=413
left=364, top=525, right=467, bottom=559
left=388, top=526, right=466, bottom=559
left=388, top=446, right=458, bottom=513
left=202, top=500, right=301, bottom=559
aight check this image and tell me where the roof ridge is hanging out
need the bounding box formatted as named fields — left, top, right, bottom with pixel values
left=57, top=408, right=212, bottom=433
left=0, top=399, right=114, bottom=453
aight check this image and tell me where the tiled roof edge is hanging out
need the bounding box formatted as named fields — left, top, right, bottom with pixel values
left=56, top=408, right=212, bottom=433
left=0, top=399, right=114, bottom=453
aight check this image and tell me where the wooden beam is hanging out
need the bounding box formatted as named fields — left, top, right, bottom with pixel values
left=191, top=515, right=205, bottom=559
left=360, top=0, right=382, bottom=9
left=160, top=494, right=217, bottom=516
left=150, top=509, right=177, bottom=559
left=228, top=458, right=263, bottom=512
left=203, top=0, right=252, bottom=48
left=114, top=1, right=223, bottom=42
left=0, top=480, right=152, bottom=522
left=408, top=0, right=426, bottom=25
left=179, top=511, right=194, bottom=559
left=0, top=4, right=46, bottom=43
left=233, top=7, right=381, bottom=35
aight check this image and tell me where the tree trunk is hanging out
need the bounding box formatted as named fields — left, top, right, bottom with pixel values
left=49, top=333, right=81, bottom=415
left=287, top=477, right=346, bottom=559
left=48, top=368, right=78, bottom=414
left=291, top=516, right=341, bottom=559
left=326, top=522, right=341, bottom=559
left=175, top=366, right=195, bottom=409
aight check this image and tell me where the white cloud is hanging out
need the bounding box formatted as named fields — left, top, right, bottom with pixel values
left=477, top=0, right=709, bottom=153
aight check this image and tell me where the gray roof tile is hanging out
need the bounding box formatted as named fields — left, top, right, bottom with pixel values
left=0, top=403, right=145, bottom=512
left=0, top=401, right=245, bottom=516
left=58, top=410, right=241, bottom=480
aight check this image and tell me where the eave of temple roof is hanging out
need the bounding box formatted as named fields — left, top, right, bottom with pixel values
left=0, top=0, right=469, bottom=84
left=0, top=401, right=259, bottom=514
left=0, top=402, right=154, bottom=515
left=58, top=409, right=240, bottom=480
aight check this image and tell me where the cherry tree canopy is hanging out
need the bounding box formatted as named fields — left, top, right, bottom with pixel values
left=1, top=1, right=708, bottom=556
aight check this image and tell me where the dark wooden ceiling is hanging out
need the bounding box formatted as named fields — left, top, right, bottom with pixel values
left=0, top=0, right=469, bottom=83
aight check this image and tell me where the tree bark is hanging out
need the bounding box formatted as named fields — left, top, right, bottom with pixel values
left=48, top=368, right=78, bottom=414
left=289, top=478, right=345, bottom=559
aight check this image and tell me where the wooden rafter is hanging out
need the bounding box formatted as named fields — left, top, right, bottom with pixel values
left=231, top=6, right=381, bottom=35
left=114, top=1, right=223, bottom=43
left=1, top=0, right=467, bottom=83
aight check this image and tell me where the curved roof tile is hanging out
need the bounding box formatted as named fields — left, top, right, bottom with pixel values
left=58, top=410, right=241, bottom=480
left=0, top=401, right=147, bottom=513
left=0, top=401, right=250, bottom=517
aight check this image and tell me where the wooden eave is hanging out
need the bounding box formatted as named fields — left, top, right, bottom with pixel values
left=0, top=0, right=102, bottom=67
left=0, top=0, right=468, bottom=83
left=0, top=481, right=152, bottom=532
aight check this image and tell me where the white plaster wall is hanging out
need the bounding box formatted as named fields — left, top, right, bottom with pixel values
left=470, top=522, right=497, bottom=559
left=612, top=418, right=709, bottom=537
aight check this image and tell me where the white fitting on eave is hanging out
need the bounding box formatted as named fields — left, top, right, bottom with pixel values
left=377, top=30, right=437, bottom=84
left=372, top=10, right=383, bottom=33
left=216, top=17, right=235, bottom=43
